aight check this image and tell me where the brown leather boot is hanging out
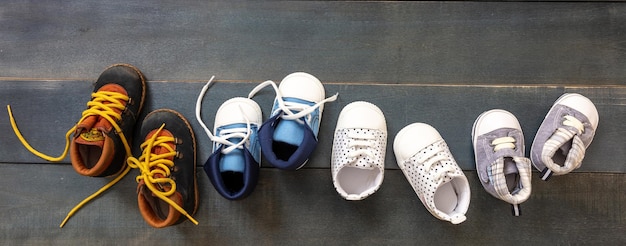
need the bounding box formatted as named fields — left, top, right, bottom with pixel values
left=129, top=109, right=199, bottom=228
left=70, top=63, right=146, bottom=177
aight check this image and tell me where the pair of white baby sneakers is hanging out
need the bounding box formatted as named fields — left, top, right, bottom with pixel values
left=472, top=93, right=598, bottom=216
left=331, top=101, right=470, bottom=224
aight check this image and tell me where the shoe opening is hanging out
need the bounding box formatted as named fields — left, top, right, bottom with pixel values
left=77, top=143, right=103, bottom=169
left=273, top=141, right=298, bottom=161
left=503, top=157, right=521, bottom=193
left=222, top=171, right=245, bottom=194
left=336, top=166, right=382, bottom=198
left=552, top=139, right=573, bottom=167
left=434, top=177, right=470, bottom=219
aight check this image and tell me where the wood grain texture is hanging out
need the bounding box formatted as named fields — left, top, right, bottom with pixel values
left=0, top=164, right=623, bottom=245
left=1, top=1, right=625, bottom=84
left=2, top=1, right=625, bottom=245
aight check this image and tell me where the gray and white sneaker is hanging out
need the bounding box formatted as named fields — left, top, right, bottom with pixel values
left=472, top=109, right=532, bottom=216
left=530, top=93, right=599, bottom=181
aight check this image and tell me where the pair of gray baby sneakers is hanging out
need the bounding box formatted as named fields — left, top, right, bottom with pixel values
left=472, top=93, right=599, bottom=216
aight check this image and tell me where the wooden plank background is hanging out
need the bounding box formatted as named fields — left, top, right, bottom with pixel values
left=1, top=1, right=625, bottom=245
left=2, top=1, right=626, bottom=84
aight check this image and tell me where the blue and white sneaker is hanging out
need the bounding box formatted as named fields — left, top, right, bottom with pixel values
left=248, top=72, right=338, bottom=170
left=196, top=77, right=262, bottom=200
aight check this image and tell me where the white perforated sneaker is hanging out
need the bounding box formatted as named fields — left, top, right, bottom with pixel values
left=331, top=101, right=386, bottom=201
left=393, top=123, right=470, bottom=224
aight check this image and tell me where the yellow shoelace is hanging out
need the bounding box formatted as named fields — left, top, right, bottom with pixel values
left=7, top=91, right=132, bottom=162
left=127, top=124, right=198, bottom=225
left=7, top=90, right=134, bottom=228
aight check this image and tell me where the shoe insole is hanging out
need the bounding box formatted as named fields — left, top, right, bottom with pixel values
left=273, top=141, right=298, bottom=161
left=434, top=181, right=458, bottom=214
left=78, top=145, right=102, bottom=168
left=503, top=157, right=520, bottom=193
left=505, top=173, right=520, bottom=193
left=337, top=167, right=380, bottom=195
left=221, top=171, right=244, bottom=193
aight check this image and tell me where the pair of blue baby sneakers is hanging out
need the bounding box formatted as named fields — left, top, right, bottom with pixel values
left=196, top=73, right=337, bottom=200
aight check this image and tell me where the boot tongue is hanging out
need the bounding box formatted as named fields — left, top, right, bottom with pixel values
left=141, top=129, right=177, bottom=193
left=74, top=117, right=106, bottom=148
left=73, top=84, right=127, bottom=147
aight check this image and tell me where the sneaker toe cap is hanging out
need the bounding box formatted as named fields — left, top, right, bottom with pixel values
left=336, top=101, right=386, bottom=130
left=393, top=123, right=442, bottom=165
left=215, top=97, right=263, bottom=127
left=473, top=109, right=521, bottom=140
left=279, top=72, right=325, bottom=103
left=555, top=93, right=599, bottom=128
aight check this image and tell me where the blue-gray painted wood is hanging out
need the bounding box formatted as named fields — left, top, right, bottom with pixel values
left=1, top=1, right=626, bottom=85
left=0, top=164, right=624, bottom=245
left=2, top=1, right=626, bottom=245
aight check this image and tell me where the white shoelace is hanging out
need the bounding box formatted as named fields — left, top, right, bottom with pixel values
left=415, top=144, right=458, bottom=184
left=491, top=136, right=516, bottom=152
left=563, top=115, right=584, bottom=134
left=248, top=80, right=338, bottom=125
left=347, top=131, right=376, bottom=162
left=195, top=76, right=252, bottom=155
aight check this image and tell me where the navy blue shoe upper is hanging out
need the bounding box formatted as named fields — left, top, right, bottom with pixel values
left=258, top=114, right=318, bottom=170
left=204, top=145, right=260, bottom=200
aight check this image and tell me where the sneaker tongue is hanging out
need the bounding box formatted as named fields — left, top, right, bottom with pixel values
left=273, top=119, right=304, bottom=146
left=220, top=147, right=245, bottom=173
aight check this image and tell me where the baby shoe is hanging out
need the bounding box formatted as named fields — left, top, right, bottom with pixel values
left=129, top=109, right=199, bottom=228
left=8, top=64, right=147, bottom=228
left=394, top=123, right=470, bottom=224
left=248, top=72, right=337, bottom=170
left=331, top=101, right=386, bottom=200
left=530, top=93, right=599, bottom=181
left=472, top=109, right=532, bottom=216
left=196, top=77, right=262, bottom=200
